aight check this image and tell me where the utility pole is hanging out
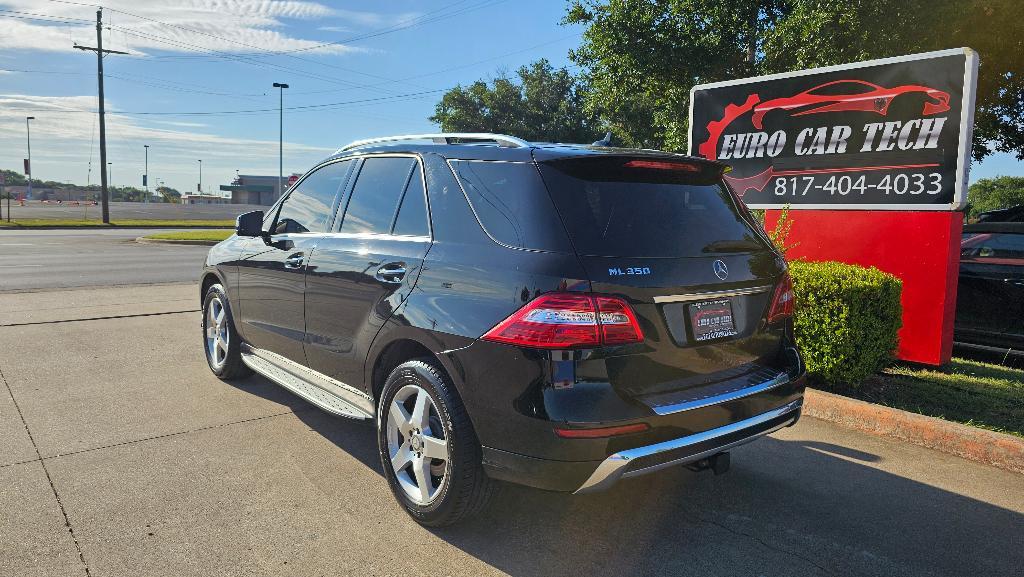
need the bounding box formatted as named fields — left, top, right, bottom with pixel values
left=273, top=82, right=289, bottom=198
left=74, top=8, right=128, bottom=224
left=25, top=116, right=34, bottom=201
left=143, top=144, right=149, bottom=203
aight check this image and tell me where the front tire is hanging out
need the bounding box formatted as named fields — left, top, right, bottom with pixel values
left=377, top=359, right=495, bottom=526
left=202, top=283, right=251, bottom=380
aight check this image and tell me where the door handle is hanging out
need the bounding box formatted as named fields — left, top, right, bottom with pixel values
left=284, top=253, right=305, bottom=269
left=376, top=262, right=407, bottom=284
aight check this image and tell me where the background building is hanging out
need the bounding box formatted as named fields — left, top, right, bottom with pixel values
left=219, top=174, right=299, bottom=205
left=181, top=194, right=230, bottom=205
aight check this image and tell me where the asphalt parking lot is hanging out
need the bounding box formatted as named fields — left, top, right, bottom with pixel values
left=3, top=201, right=260, bottom=222
left=0, top=229, right=209, bottom=290
left=2, top=283, right=1023, bottom=577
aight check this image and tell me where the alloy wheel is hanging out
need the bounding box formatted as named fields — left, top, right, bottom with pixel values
left=205, top=295, right=229, bottom=370
left=386, top=384, right=450, bottom=506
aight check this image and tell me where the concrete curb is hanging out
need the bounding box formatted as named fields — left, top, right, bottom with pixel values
left=135, top=236, right=221, bottom=246
left=803, top=388, right=1024, bottom=474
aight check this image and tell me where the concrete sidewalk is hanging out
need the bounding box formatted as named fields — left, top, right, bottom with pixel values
left=1, top=284, right=1022, bottom=577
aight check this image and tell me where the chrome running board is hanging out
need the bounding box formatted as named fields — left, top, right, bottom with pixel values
left=240, top=343, right=374, bottom=420
left=575, top=399, right=802, bottom=494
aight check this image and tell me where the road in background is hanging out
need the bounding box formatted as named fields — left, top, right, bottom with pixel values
left=2, top=201, right=263, bottom=221
left=0, top=229, right=210, bottom=290
left=1, top=283, right=1021, bottom=577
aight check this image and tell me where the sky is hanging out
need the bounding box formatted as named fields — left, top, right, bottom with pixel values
left=1, top=0, right=1020, bottom=195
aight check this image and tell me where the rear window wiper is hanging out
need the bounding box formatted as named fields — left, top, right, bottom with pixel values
left=701, top=239, right=764, bottom=253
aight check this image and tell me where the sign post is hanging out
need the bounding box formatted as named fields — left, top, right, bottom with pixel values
left=690, top=48, right=979, bottom=365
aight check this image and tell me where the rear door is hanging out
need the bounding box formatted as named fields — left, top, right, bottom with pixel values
left=535, top=154, right=787, bottom=398
left=303, top=155, right=432, bottom=388
left=235, top=160, right=352, bottom=364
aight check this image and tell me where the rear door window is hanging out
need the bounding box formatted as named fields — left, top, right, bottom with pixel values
left=339, top=157, right=417, bottom=235
left=449, top=160, right=571, bottom=252
left=392, top=166, right=430, bottom=237
left=537, top=157, right=765, bottom=258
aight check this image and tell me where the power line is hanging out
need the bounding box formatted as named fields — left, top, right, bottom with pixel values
left=109, top=26, right=406, bottom=94
left=255, top=0, right=509, bottom=56
left=6, top=88, right=447, bottom=117
left=0, top=7, right=91, bottom=21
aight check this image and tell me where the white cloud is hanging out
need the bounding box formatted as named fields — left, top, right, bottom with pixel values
left=0, top=94, right=334, bottom=191
left=0, top=0, right=414, bottom=55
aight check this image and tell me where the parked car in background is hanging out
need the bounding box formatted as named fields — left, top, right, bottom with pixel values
left=976, top=205, right=1024, bottom=223
left=199, top=132, right=806, bottom=526
left=956, top=222, right=1024, bottom=358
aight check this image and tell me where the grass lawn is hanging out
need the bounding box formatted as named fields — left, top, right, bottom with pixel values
left=0, top=218, right=235, bottom=228
left=834, top=358, right=1024, bottom=437
left=144, top=229, right=234, bottom=242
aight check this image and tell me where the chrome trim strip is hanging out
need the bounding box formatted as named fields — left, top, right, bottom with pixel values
left=240, top=344, right=374, bottom=420
left=574, top=398, right=802, bottom=494
left=337, top=133, right=529, bottom=152
left=651, top=372, right=790, bottom=415
left=652, top=286, right=772, bottom=304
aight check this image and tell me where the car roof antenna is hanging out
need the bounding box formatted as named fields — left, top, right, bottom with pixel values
left=592, top=131, right=613, bottom=147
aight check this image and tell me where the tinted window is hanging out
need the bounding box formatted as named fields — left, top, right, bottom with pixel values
left=450, top=160, right=571, bottom=252
left=538, top=157, right=765, bottom=258
left=962, top=232, right=1024, bottom=262
left=340, top=157, right=416, bottom=234
left=273, top=161, right=351, bottom=234
left=393, top=166, right=429, bottom=237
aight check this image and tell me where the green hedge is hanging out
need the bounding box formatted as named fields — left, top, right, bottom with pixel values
left=790, top=261, right=903, bottom=386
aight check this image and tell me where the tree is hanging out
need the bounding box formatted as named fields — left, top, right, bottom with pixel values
left=967, top=176, right=1024, bottom=219
left=1, top=169, right=27, bottom=186
left=156, top=186, right=181, bottom=204
left=430, top=59, right=602, bottom=143
left=565, top=0, right=1024, bottom=160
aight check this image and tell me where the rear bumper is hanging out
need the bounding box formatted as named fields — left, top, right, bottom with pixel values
left=574, top=397, right=801, bottom=493
left=481, top=393, right=803, bottom=493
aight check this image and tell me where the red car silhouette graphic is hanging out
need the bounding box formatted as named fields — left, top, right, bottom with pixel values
left=750, top=79, right=950, bottom=129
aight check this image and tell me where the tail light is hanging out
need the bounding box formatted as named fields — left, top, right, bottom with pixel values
left=482, top=292, right=644, bottom=349
left=766, top=272, right=795, bottom=324
left=623, top=159, right=700, bottom=172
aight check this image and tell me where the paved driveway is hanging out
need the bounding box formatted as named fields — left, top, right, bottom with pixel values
left=1, top=284, right=1022, bottom=577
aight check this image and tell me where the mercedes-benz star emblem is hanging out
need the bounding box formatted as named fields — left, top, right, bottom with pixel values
left=713, top=259, right=729, bottom=280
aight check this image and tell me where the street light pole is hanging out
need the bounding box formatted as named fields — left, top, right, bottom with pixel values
left=272, top=82, right=289, bottom=199
left=25, top=116, right=34, bottom=200
left=198, top=159, right=202, bottom=194
left=107, top=162, right=112, bottom=190
left=143, top=144, right=149, bottom=203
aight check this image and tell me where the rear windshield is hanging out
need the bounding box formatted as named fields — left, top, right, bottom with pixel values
left=537, top=157, right=766, bottom=258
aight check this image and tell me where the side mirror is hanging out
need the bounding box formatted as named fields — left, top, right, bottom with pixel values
left=235, top=210, right=264, bottom=237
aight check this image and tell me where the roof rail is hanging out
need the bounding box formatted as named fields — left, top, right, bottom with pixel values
left=336, top=132, right=530, bottom=153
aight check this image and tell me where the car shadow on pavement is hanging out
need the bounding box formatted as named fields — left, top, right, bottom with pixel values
left=226, top=374, right=1023, bottom=577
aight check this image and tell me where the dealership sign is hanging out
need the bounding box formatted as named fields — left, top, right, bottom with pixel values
left=689, top=48, right=978, bottom=210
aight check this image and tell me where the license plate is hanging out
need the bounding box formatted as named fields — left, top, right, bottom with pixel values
left=689, top=299, right=738, bottom=342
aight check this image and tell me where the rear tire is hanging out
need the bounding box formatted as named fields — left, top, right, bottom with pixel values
left=377, top=359, right=495, bottom=526
left=202, top=283, right=252, bottom=380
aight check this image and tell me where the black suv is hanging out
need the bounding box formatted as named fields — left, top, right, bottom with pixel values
left=200, top=133, right=806, bottom=526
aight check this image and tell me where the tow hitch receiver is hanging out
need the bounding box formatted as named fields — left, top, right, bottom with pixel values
left=686, top=452, right=731, bottom=476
